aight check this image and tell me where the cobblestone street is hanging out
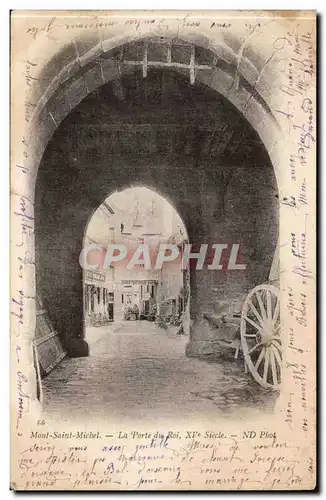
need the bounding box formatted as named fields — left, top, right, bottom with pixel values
left=42, top=321, right=278, bottom=424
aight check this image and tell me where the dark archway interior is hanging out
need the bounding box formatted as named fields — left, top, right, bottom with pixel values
left=35, top=67, right=278, bottom=356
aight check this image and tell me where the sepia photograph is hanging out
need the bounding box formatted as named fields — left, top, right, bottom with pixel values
left=10, top=10, right=316, bottom=490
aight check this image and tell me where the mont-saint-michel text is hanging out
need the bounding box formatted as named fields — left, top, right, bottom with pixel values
left=30, top=429, right=277, bottom=441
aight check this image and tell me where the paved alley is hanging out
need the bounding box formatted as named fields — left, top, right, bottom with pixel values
left=41, top=321, right=278, bottom=424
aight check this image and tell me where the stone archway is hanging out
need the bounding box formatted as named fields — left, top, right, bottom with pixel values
left=34, top=64, right=278, bottom=358
left=11, top=22, right=288, bottom=400
left=22, top=27, right=285, bottom=195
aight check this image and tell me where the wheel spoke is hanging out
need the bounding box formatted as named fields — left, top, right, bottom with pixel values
left=255, top=346, right=265, bottom=370
left=248, top=342, right=262, bottom=355
left=266, top=290, right=272, bottom=321
left=263, top=348, right=269, bottom=382
left=271, top=343, right=282, bottom=369
left=272, top=339, right=282, bottom=353
left=244, top=316, right=264, bottom=335
left=248, top=299, right=265, bottom=327
left=273, top=323, right=281, bottom=336
left=272, top=298, right=280, bottom=325
left=270, top=348, right=278, bottom=386
left=256, top=291, right=267, bottom=321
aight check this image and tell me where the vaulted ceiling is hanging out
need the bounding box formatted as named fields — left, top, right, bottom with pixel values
left=49, top=62, right=268, bottom=169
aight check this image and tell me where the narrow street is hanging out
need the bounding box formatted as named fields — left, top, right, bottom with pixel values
left=42, top=321, right=278, bottom=424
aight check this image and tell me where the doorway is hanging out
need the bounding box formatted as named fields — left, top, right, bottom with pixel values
left=82, top=186, right=190, bottom=346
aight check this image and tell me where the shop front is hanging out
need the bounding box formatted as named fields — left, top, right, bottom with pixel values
left=84, top=270, right=114, bottom=325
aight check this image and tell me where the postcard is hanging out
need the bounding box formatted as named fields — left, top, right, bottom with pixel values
left=10, top=10, right=316, bottom=490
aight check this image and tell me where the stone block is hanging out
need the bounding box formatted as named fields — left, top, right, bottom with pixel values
left=243, top=98, right=276, bottom=144
left=67, top=338, right=89, bottom=357
left=65, top=76, right=88, bottom=110
left=34, top=104, right=57, bottom=142
left=101, top=34, right=123, bottom=53
left=36, top=43, right=78, bottom=101
left=79, top=43, right=103, bottom=67
left=22, top=105, right=56, bottom=188
left=100, top=59, right=120, bottom=84
left=228, top=85, right=251, bottom=116
left=243, top=43, right=266, bottom=75
left=59, top=59, right=81, bottom=85
left=83, top=63, right=104, bottom=93
left=186, top=339, right=215, bottom=357
left=38, top=76, right=60, bottom=112
left=47, top=89, right=72, bottom=127
left=255, top=113, right=283, bottom=156
left=254, top=64, right=283, bottom=112
left=223, top=32, right=243, bottom=56
left=209, top=41, right=238, bottom=67
left=74, top=32, right=101, bottom=59
left=237, top=56, right=259, bottom=87
left=210, top=67, right=234, bottom=99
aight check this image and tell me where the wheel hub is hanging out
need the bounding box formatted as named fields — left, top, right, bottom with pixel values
left=257, top=325, right=272, bottom=346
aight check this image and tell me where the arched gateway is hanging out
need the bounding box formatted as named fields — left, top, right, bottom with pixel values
left=14, top=26, right=284, bottom=395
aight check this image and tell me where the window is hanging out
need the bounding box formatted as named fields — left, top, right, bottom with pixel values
left=122, top=294, right=124, bottom=304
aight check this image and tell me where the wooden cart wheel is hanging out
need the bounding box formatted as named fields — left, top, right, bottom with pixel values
left=240, top=284, right=281, bottom=391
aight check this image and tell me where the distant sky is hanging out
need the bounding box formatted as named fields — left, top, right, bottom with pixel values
left=86, top=187, right=185, bottom=244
